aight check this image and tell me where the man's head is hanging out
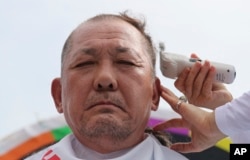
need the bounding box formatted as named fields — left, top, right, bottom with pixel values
left=51, top=11, right=161, bottom=152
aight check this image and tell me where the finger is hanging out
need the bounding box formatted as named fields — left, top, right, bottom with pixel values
left=161, top=90, right=207, bottom=125
left=192, top=60, right=211, bottom=98
left=170, top=142, right=201, bottom=153
left=160, top=87, right=179, bottom=111
left=161, top=85, right=178, bottom=99
left=161, top=85, right=208, bottom=128
left=190, top=53, right=199, bottom=59
left=185, top=61, right=202, bottom=99
left=201, top=65, right=216, bottom=96
left=153, top=118, right=189, bottom=131
left=174, top=68, right=190, bottom=94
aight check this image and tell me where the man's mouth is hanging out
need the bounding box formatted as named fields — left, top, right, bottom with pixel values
left=87, top=101, right=125, bottom=112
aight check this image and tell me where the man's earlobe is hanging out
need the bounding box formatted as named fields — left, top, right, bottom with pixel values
left=151, top=78, right=161, bottom=111
left=51, top=78, right=63, bottom=113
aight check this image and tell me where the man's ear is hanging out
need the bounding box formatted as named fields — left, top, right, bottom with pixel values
left=151, top=78, right=161, bottom=111
left=51, top=78, right=63, bottom=113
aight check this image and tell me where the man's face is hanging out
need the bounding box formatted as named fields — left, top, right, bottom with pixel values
left=52, top=19, right=160, bottom=143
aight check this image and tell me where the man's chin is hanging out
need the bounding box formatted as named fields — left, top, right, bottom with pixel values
left=79, top=116, right=132, bottom=141
left=90, top=110, right=126, bottom=121
left=90, top=113, right=123, bottom=126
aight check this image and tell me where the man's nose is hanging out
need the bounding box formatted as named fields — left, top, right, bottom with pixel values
left=93, top=64, right=118, bottom=91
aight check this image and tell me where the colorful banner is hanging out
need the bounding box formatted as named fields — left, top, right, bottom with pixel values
left=0, top=112, right=231, bottom=160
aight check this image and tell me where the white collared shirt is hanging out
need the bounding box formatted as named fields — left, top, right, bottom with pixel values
left=25, top=133, right=188, bottom=160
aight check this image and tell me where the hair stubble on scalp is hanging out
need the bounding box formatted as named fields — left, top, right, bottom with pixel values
left=61, top=11, right=157, bottom=78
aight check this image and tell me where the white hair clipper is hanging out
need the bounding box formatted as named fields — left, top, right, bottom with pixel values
left=159, top=43, right=236, bottom=84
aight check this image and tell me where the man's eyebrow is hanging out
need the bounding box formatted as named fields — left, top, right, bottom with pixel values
left=76, top=47, right=141, bottom=58
left=80, top=48, right=97, bottom=56
left=116, top=46, right=129, bottom=52
left=115, top=47, right=141, bottom=57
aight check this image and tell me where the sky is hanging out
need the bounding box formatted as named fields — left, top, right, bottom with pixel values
left=1, top=0, right=250, bottom=139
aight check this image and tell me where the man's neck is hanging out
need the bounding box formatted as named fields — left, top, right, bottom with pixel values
left=74, top=133, right=147, bottom=154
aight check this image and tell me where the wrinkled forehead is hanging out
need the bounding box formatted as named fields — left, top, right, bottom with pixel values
left=61, top=18, right=155, bottom=77
left=61, top=18, right=153, bottom=71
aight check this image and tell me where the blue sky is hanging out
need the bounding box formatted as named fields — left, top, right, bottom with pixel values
left=1, top=0, right=250, bottom=139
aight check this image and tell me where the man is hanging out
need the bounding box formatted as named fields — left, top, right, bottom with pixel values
left=25, top=12, right=188, bottom=159
left=26, top=10, right=234, bottom=159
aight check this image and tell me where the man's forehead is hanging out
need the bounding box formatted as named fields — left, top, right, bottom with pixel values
left=74, top=18, right=140, bottom=37
left=69, top=19, right=144, bottom=49
left=64, top=17, right=150, bottom=60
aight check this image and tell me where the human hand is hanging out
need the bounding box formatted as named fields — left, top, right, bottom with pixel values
left=174, top=53, right=233, bottom=109
left=153, top=85, right=227, bottom=153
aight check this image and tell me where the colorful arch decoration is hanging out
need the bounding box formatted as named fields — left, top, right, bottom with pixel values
left=0, top=112, right=231, bottom=160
